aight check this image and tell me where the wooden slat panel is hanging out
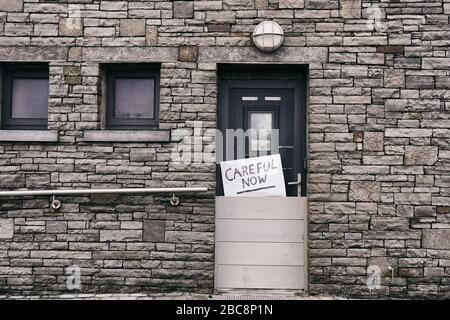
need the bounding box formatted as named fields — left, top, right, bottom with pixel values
left=217, top=265, right=304, bottom=290
left=216, top=219, right=304, bottom=242
left=216, top=197, right=306, bottom=220
left=215, top=196, right=307, bottom=290
left=216, top=242, right=304, bottom=266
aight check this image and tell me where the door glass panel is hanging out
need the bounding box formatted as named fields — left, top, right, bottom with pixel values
left=249, top=112, right=273, bottom=153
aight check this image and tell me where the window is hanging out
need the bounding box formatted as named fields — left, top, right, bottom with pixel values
left=1, top=64, right=49, bottom=130
left=105, top=65, right=160, bottom=129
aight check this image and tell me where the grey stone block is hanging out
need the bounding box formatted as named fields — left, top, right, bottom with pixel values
left=59, top=17, right=83, bottom=37
left=363, top=156, right=403, bottom=165
left=432, top=197, right=450, bottom=206
left=130, top=149, right=156, bottom=162
left=59, top=173, right=87, bottom=183
left=358, top=53, right=385, bottom=65
left=280, top=0, right=305, bottom=9
left=26, top=174, right=51, bottom=188
left=384, top=69, right=405, bottom=88
left=91, top=193, right=122, bottom=204
left=333, top=258, right=367, bottom=267
left=437, top=207, right=450, bottom=214
left=406, top=75, right=434, bottom=89
left=305, top=0, right=335, bottom=9
left=405, top=146, right=438, bottom=166
left=377, top=45, right=405, bottom=54
left=394, top=193, right=431, bottom=205
left=349, top=181, right=381, bottom=202
left=205, top=12, right=236, bottom=24
left=364, top=132, right=384, bottom=151
left=0, top=47, right=67, bottom=61
left=85, top=27, right=116, bottom=37
left=385, top=99, right=440, bottom=112
left=81, top=47, right=178, bottom=62
left=223, top=0, right=254, bottom=10
left=120, top=19, right=146, bottom=37
left=0, top=219, right=14, bottom=239
left=0, top=130, right=58, bottom=142
left=207, top=24, right=231, bottom=32
left=47, top=221, right=68, bottom=234
left=423, top=230, right=450, bottom=249
left=0, top=0, right=23, bottom=12
left=166, top=231, right=214, bottom=245
left=143, top=220, right=165, bottom=242
left=340, top=0, right=361, bottom=18
left=195, top=1, right=223, bottom=10
left=100, top=230, right=143, bottom=242
left=422, top=58, right=450, bottom=70
left=370, top=217, right=408, bottom=231
left=84, top=130, right=170, bottom=142
left=0, top=174, right=25, bottom=189
left=199, top=47, right=328, bottom=63
left=178, top=46, right=198, bottom=62
left=415, top=206, right=436, bottom=217
left=146, top=26, right=158, bottom=46
left=174, top=1, right=194, bottom=18
left=0, top=267, right=31, bottom=275
left=324, top=202, right=356, bottom=214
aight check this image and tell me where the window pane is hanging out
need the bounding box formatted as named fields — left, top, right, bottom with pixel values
left=11, top=79, right=49, bottom=119
left=115, top=78, right=155, bottom=119
left=251, top=112, right=272, bottom=131
left=250, top=112, right=273, bottom=152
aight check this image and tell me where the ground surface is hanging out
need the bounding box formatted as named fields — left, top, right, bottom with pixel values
left=0, top=292, right=341, bottom=300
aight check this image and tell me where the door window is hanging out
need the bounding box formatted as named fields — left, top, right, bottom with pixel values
left=249, top=111, right=273, bottom=153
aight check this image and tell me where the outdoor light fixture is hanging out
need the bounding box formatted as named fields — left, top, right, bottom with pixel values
left=252, top=21, right=284, bottom=52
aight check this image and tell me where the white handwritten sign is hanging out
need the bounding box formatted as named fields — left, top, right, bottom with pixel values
left=220, top=154, right=286, bottom=197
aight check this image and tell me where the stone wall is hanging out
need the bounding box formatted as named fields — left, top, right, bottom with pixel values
left=0, top=0, right=449, bottom=298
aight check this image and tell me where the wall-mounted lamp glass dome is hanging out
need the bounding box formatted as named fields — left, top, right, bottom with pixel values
left=252, top=21, right=284, bottom=53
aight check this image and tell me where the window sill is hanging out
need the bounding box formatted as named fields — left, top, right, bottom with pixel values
left=84, top=130, right=170, bottom=142
left=0, top=130, right=58, bottom=142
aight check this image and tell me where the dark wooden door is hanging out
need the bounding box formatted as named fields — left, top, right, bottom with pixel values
left=217, top=69, right=307, bottom=197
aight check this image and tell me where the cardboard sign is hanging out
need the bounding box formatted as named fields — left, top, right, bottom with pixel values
left=220, top=154, right=286, bottom=197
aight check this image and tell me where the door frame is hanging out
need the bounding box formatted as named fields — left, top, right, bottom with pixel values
left=217, top=64, right=308, bottom=197
left=215, top=64, right=310, bottom=293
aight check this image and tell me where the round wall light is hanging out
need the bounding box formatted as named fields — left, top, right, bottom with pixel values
left=252, top=21, right=285, bottom=53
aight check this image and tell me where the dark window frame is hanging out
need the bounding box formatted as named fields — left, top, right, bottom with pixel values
left=105, top=64, right=160, bottom=130
left=1, top=64, right=49, bottom=130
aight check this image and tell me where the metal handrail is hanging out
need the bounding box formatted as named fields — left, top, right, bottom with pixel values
left=0, top=187, right=208, bottom=197
left=0, top=187, right=209, bottom=208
